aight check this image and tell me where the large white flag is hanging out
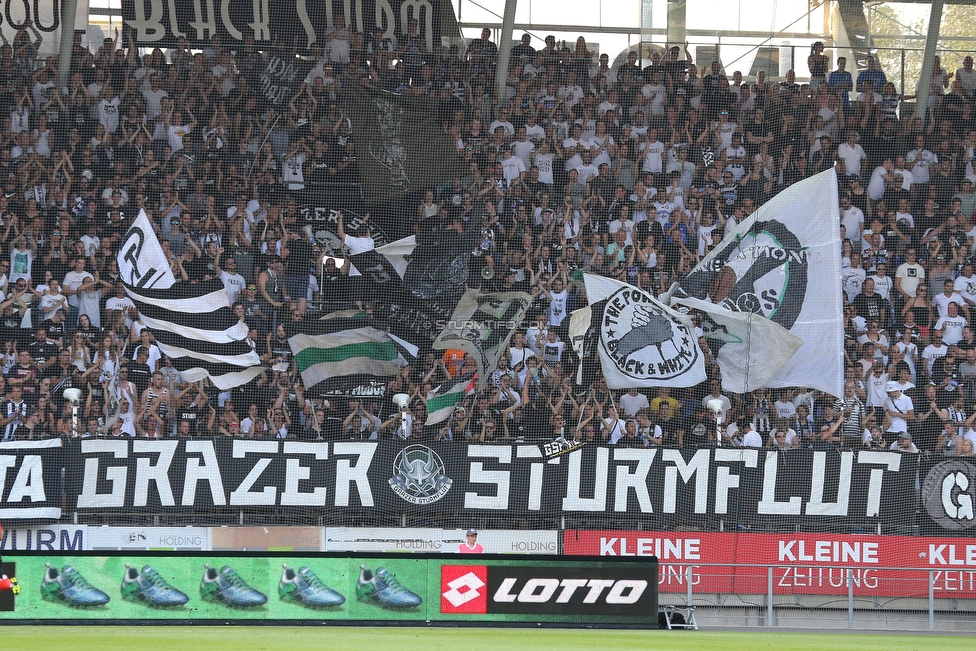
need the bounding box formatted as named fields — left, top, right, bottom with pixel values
left=118, top=210, right=263, bottom=390
left=582, top=274, right=706, bottom=389
left=668, top=168, right=844, bottom=397
left=118, top=209, right=176, bottom=289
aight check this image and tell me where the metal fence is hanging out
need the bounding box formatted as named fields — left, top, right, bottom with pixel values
left=659, top=563, right=976, bottom=632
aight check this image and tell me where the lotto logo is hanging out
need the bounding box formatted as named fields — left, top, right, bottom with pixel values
left=440, top=565, right=488, bottom=614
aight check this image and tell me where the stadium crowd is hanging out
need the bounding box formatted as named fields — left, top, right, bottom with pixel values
left=1, top=21, right=975, bottom=459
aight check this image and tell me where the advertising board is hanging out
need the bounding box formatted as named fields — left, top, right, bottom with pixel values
left=564, top=530, right=976, bottom=597
left=0, top=552, right=657, bottom=625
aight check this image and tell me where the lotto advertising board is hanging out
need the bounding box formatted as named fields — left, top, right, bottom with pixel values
left=0, top=552, right=658, bottom=625
left=564, top=530, right=976, bottom=598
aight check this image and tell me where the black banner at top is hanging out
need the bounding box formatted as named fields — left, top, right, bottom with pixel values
left=121, top=0, right=460, bottom=51
left=45, top=440, right=922, bottom=530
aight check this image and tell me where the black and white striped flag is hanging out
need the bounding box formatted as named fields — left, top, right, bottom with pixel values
left=118, top=210, right=264, bottom=390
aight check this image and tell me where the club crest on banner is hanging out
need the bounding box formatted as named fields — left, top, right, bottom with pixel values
left=601, top=287, right=699, bottom=382
left=388, top=445, right=453, bottom=505
left=683, top=220, right=809, bottom=329
left=921, top=459, right=976, bottom=531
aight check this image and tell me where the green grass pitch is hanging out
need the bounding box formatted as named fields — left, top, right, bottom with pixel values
left=0, top=627, right=963, bottom=651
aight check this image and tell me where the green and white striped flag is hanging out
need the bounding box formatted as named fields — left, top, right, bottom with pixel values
left=425, top=374, right=476, bottom=426
left=289, top=319, right=407, bottom=389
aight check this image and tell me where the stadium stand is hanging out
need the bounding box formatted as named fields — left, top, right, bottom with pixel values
left=0, top=20, right=973, bottom=524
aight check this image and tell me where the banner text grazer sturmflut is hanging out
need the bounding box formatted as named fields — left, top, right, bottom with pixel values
left=0, top=439, right=937, bottom=530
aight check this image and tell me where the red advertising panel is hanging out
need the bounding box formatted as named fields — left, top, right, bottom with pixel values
left=563, top=531, right=976, bottom=598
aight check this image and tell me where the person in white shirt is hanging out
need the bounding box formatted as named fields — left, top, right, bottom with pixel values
left=869, top=263, right=894, bottom=301
left=488, top=107, right=516, bottom=141
left=499, top=146, right=526, bottom=186
left=62, top=256, right=97, bottom=330
left=640, top=128, right=666, bottom=176
left=510, top=127, right=536, bottom=170
left=640, top=69, right=668, bottom=116
left=773, top=390, right=797, bottom=419
left=217, top=254, right=246, bottom=304
left=953, top=261, right=976, bottom=309
left=957, top=56, right=976, bottom=98
left=842, top=252, right=867, bottom=303
left=883, top=382, right=914, bottom=437
left=840, top=195, right=864, bottom=243
left=599, top=405, right=626, bottom=445
left=558, top=70, right=584, bottom=109
left=932, top=279, right=969, bottom=319
left=895, top=249, right=924, bottom=300
left=935, top=301, right=968, bottom=345
left=906, top=134, right=937, bottom=185
left=867, top=158, right=894, bottom=201
left=618, top=387, right=649, bottom=417
left=837, top=130, right=867, bottom=176
left=165, top=109, right=196, bottom=153
left=922, top=330, right=949, bottom=375
left=892, top=155, right=915, bottom=194
left=701, top=379, right=732, bottom=421
left=890, top=431, right=919, bottom=453
left=739, top=422, right=764, bottom=448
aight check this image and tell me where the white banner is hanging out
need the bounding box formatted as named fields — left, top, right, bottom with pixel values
left=0, top=1, right=92, bottom=57
left=669, top=168, right=844, bottom=397
left=583, top=274, right=706, bottom=389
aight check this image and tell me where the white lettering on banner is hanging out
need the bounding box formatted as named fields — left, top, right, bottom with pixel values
left=931, top=571, right=976, bottom=591
left=942, top=471, right=974, bottom=520
left=78, top=439, right=129, bottom=508
left=333, top=442, right=374, bottom=507
left=281, top=442, right=328, bottom=506
left=662, top=449, right=709, bottom=513
left=465, top=445, right=512, bottom=510
left=516, top=445, right=552, bottom=511
left=230, top=440, right=278, bottom=505
left=0, top=527, right=85, bottom=551
left=659, top=565, right=701, bottom=586
left=248, top=0, right=270, bottom=41
left=777, top=539, right=879, bottom=563
left=714, top=448, right=757, bottom=514
left=778, top=567, right=878, bottom=589
left=220, top=0, right=241, bottom=39
left=806, top=451, right=852, bottom=515
left=758, top=451, right=802, bottom=514
left=492, top=578, right=646, bottom=604
left=927, top=544, right=976, bottom=566
left=76, top=440, right=367, bottom=509
left=189, top=0, right=217, bottom=40
left=126, top=0, right=436, bottom=51
left=182, top=441, right=225, bottom=506
left=857, top=451, right=902, bottom=517
left=133, top=441, right=177, bottom=507
left=598, top=537, right=701, bottom=560
left=562, top=447, right=609, bottom=511
left=613, top=448, right=655, bottom=512
left=0, top=454, right=46, bottom=503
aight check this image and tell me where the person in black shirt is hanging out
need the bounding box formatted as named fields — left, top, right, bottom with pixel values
left=126, top=347, right=152, bottom=396
left=28, top=327, right=60, bottom=372
left=852, top=278, right=891, bottom=328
